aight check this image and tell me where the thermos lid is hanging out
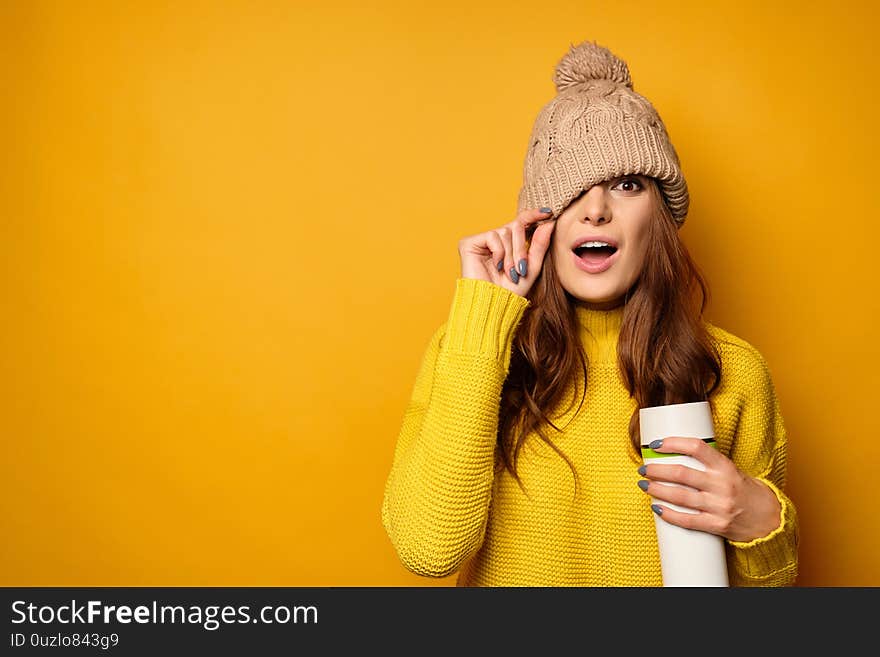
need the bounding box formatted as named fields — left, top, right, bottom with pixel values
left=639, top=401, right=714, bottom=447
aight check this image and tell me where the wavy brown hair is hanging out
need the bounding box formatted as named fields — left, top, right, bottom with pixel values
left=496, top=177, right=722, bottom=496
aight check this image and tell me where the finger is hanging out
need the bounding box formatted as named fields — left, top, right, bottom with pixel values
left=496, top=227, right=518, bottom=284
left=484, top=230, right=507, bottom=278
left=526, top=218, right=556, bottom=267
left=515, top=206, right=554, bottom=226
left=510, top=217, right=527, bottom=279
left=650, top=503, right=718, bottom=534
left=639, top=479, right=708, bottom=512
left=641, top=462, right=711, bottom=492
left=524, top=208, right=554, bottom=241
left=649, top=436, right=727, bottom=469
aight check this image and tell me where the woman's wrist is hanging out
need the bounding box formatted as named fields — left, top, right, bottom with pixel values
left=742, top=477, right=783, bottom=542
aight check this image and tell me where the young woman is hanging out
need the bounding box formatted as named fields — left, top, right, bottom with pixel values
left=381, top=39, right=798, bottom=586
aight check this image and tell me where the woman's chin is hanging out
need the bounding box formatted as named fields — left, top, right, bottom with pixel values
left=577, top=296, right=625, bottom=310
left=568, top=284, right=624, bottom=309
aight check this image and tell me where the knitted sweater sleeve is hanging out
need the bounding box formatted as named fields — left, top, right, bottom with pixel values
left=381, top=278, right=531, bottom=577
left=724, top=344, right=800, bottom=586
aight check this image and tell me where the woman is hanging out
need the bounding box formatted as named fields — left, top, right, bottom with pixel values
left=381, top=39, right=798, bottom=586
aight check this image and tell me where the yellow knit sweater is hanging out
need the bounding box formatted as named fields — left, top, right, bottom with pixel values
left=382, top=278, right=799, bottom=586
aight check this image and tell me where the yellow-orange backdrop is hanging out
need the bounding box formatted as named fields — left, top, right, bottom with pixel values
left=3, top=0, right=878, bottom=586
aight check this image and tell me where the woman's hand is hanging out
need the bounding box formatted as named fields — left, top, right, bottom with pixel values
left=458, top=207, right=556, bottom=297
left=637, top=437, right=782, bottom=543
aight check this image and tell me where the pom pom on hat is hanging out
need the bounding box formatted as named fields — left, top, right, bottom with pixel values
left=553, top=40, right=633, bottom=92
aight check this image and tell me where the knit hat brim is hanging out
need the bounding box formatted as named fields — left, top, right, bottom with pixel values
left=516, top=120, right=689, bottom=224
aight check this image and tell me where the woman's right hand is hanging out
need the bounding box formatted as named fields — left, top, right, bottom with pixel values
left=458, top=207, right=556, bottom=297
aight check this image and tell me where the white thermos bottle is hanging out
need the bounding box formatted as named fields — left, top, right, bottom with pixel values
left=639, top=400, right=729, bottom=587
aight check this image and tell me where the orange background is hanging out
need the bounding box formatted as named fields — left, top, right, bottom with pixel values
left=3, top=0, right=878, bottom=586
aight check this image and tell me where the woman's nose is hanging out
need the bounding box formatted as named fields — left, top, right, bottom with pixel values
left=578, top=185, right=610, bottom=224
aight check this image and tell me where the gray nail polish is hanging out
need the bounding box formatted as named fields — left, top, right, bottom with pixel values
left=509, top=267, right=519, bottom=284
left=517, top=259, right=527, bottom=277
left=651, top=504, right=663, bottom=515
left=637, top=465, right=647, bottom=476
left=637, top=480, right=649, bottom=491
left=539, top=206, right=552, bottom=213
left=649, top=439, right=663, bottom=450
left=497, top=259, right=504, bottom=272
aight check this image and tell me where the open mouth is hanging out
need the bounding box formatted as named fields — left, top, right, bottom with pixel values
left=573, top=244, right=618, bottom=265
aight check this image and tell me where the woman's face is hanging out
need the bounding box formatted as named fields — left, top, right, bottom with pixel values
left=550, top=174, right=655, bottom=310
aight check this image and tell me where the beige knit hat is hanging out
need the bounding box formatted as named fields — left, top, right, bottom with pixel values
left=516, top=39, right=690, bottom=225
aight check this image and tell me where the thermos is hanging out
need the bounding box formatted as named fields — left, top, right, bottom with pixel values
left=639, top=401, right=729, bottom=587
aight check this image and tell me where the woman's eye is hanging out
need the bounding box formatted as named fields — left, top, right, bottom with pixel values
left=613, top=177, right=642, bottom=192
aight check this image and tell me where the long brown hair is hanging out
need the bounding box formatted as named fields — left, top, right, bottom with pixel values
left=496, top=178, right=722, bottom=495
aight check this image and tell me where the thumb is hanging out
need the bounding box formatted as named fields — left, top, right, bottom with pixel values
left=528, top=220, right=556, bottom=264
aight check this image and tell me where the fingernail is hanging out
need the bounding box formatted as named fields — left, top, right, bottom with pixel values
left=539, top=206, right=552, bottom=213
left=509, top=267, right=519, bottom=284
left=649, top=439, right=663, bottom=450
left=637, top=465, right=647, bottom=476
left=517, top=259, right=527, bottom=276
left=651, top=504, right=663, bottom=516
left=637, top=480, right=649, bottom=491
left=497, top=259, right=504, bottom=272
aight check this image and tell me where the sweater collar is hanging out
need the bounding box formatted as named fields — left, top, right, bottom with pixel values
left=573, top=302, right=625, bottom=363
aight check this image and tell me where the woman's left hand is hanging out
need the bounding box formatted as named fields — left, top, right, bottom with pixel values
left=637, top=437, right=782, bottom=543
